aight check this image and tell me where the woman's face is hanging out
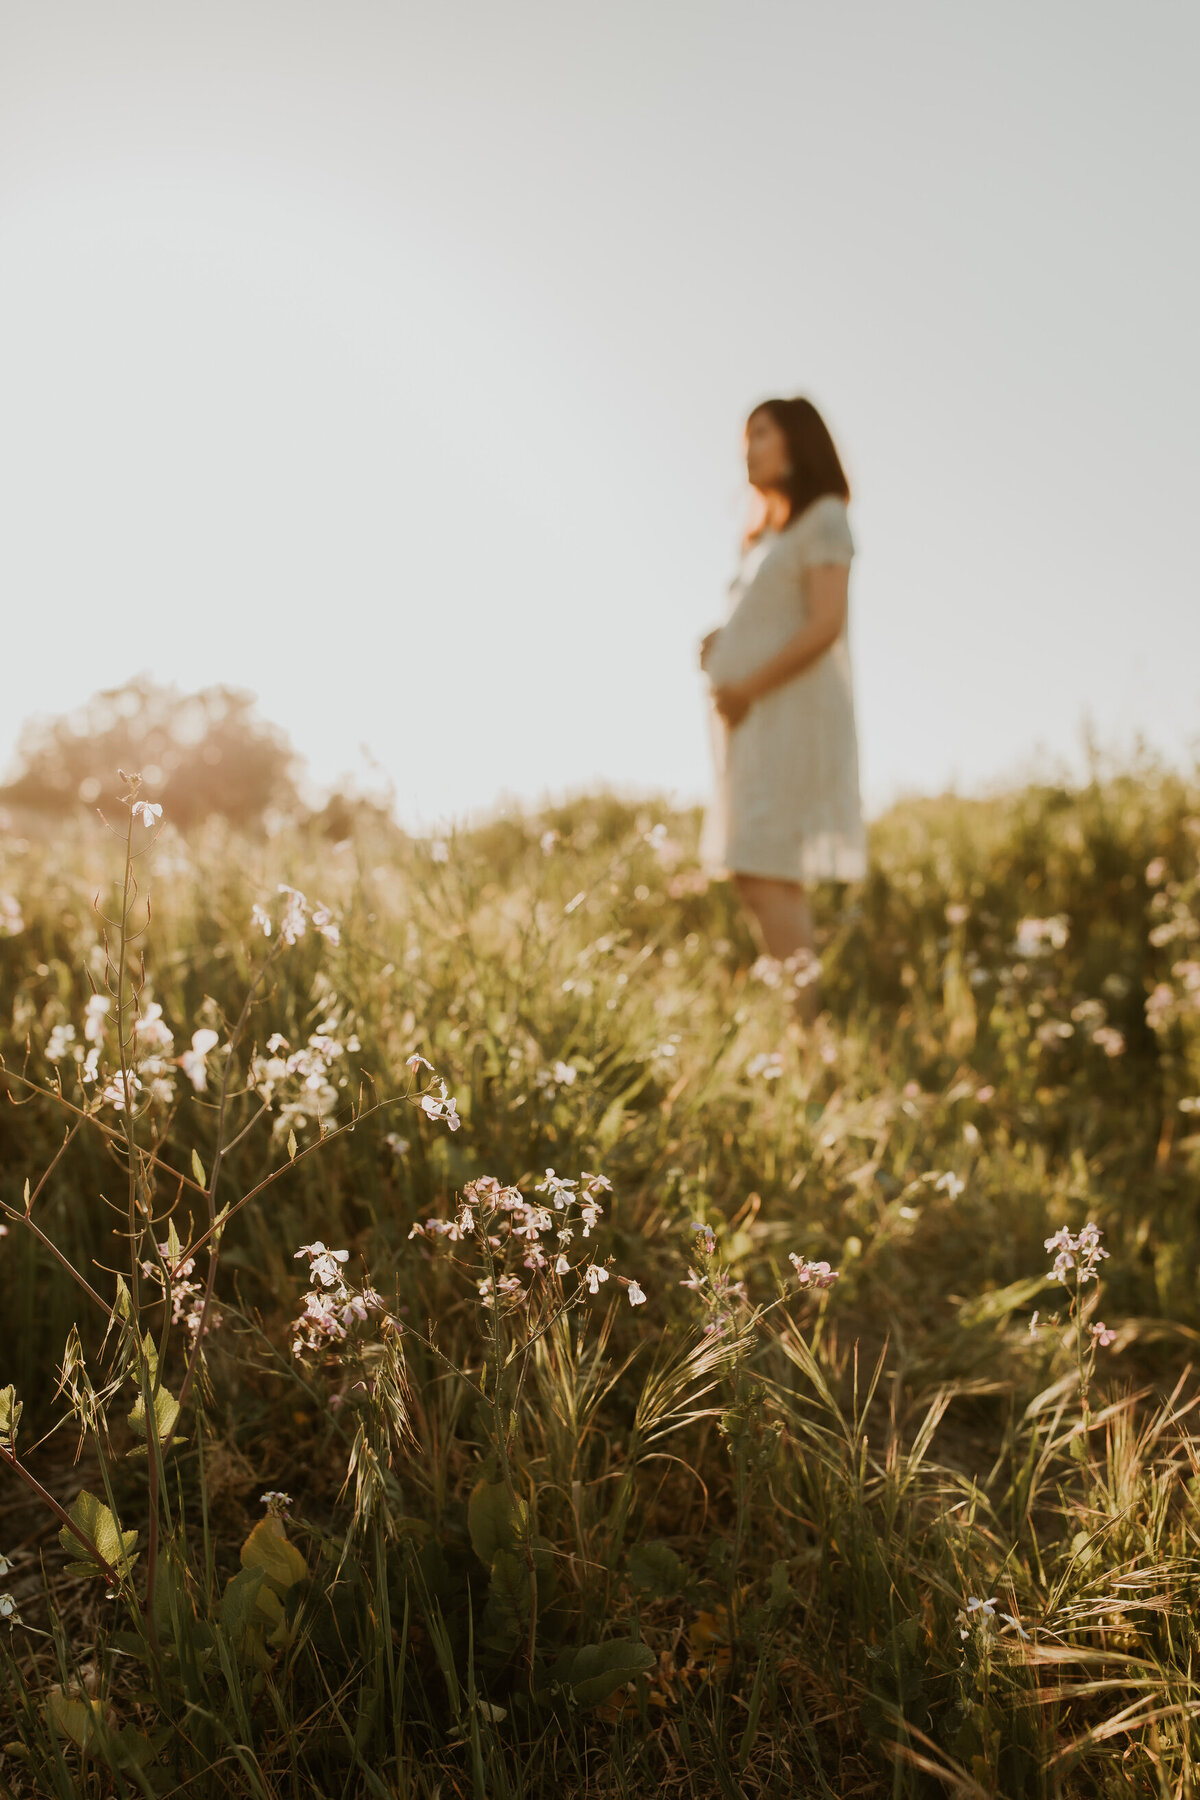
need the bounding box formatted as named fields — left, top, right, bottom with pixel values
left=744, top=408, right=791, bottom=493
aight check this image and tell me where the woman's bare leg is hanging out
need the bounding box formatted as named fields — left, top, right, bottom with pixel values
left=733, top=873, right=820, bottom=1023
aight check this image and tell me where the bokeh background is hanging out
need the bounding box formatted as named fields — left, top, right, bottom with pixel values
left=1, top=0, right=1197, bottom=832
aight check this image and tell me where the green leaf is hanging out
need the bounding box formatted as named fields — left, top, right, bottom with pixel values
left=468, top=1478, right=527, bottom=1569
left=58, top=1490, right=139, bottom=1581
left=220, top=1565, right=268, bottom=1638
left=538, top=1639, right=657, bottom=1708
left=628, top=1541, right=685, bottom=1598
left=114, top=1725, right=157, bottom=1770
left=191, top=1148, right=206, bottom=1187
left=128, top=1382, right=181, bottom=1453
left=240, top=1515, right=307, bottom=1594
left=45, top=1691, right=102, bottom=1751
left=0, top=1385, right=22, bottom=1452
left=287, top=1129, right=298, bottom=1162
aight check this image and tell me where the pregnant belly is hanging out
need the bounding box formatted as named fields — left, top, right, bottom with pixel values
left=707, top=615, right=797, bottom=687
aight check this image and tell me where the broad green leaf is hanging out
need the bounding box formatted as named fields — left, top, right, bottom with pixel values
left=0, top=1385, right=21, bottom=1451
left=191, top=1148, right=206, bottom=1187
left=768, top=1559, right=791, bottom=1615
left=468, top=1478, right=527, bottom=1569
left=240, top=1515, right=307, bottom=1594
left=45, top=1691, right=103, bottom=1750
left=539, top=1639, right=657, bottom=1708
left=115, top=1725, right=157, bottom=1770
left=219, top=1566, right=281, bottom=1669
left=58, top=1490, right=139, bottom=1580
left=628, top=1540, right=685, bottom=1598
left=128, top=1382, right=181, bottom=1453
left=165, top=1219, right=184, bottom=1271
left=220, top=1565, right=268, bottom=1638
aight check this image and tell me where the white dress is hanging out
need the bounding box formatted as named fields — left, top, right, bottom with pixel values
left=698, top=494, right=866, bottom=884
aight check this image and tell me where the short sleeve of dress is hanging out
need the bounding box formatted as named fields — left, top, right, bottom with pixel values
left=802, top=496, right=854, bottom=565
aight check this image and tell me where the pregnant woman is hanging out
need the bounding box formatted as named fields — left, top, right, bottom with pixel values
left=698, top=396, right=866, bottom=1024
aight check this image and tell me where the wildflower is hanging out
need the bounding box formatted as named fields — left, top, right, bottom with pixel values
left=957, top=1595, right=997, bottom=1639
left=131, top=800, right=162, bottom=828
left=535, top=1169, right=577, bottom=1207
left=680, top=1267, right=706, bottom=1291
left=934, top=1171, right=965, bottom=1198
left=45, top=1023, right=78, bottom=1063
left=782, top=948, right=821, bottom=989
left=0, top=1594, right=21, bottom=1625
left=84, top=994, right=110, bottom=1045
left=1044, top=1222, right=1109, bottom=1284
left=626, top=1279, right=647, bottom=1306
left=260, top=1491, right=293, bottom=1519
left=0, top=1553, right=12, bottom=1578
left=101, top=1070, right=143, bottom=1111
left=553, top=1253, right=571, bottom=1276
left=419, top=1080, right=461, bottom=1130
left=1146, top=984, right=1176, bottom=1032
left=407, top=1052, right=434, bottom=1074
left=179, top=1027, right=220, bottom=1092
left=1028, top=1310, right=1040, bottom=1337
left=251, top=903, right=272, bottom=937
left=135, top=1001, right=174, bottom=1054
left=1012, top=916, right=1069, bottom=957
left=693, top=1222, right=717, bottom=1257
left=310, top=904, right=340, bottom=946
left=583, top=1263, right=610, bottom=1295
left=789, top=1255, right=839, bottom=1290
left=750, top=954, right=783, bottom=989
left=277, top=886, right=308, bottom=946
left=552, top=1060, right=577, bottom=1085
left=295, top=1241, right=351, bottom=1289
left=1090, top=1321, right=1117, bottom=1347
left=477, top=1274, right=525, bottom=1309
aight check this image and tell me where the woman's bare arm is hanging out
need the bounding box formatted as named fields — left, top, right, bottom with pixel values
left=710, top=564, right=848, bottom=725
left=740, top=564, right=848, bottom=701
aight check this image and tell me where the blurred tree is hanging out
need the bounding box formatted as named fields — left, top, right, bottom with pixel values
left=0, top=674, right=304, bottom=830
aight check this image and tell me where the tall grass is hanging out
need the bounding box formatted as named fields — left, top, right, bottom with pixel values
left=1, top=751, right=1200, bottom=1796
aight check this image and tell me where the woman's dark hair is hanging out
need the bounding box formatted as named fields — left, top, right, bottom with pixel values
left=746, top=396, right=849, bottom=539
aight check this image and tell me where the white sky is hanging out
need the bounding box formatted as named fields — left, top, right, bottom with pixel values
left=1, top=1, right=1197, bottom=832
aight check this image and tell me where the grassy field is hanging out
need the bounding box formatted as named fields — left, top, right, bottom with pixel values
left=2, top=757, right=1200, bottom=1798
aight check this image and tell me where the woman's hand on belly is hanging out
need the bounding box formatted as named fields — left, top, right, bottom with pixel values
left=712, top=679, right=752, bottom=728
